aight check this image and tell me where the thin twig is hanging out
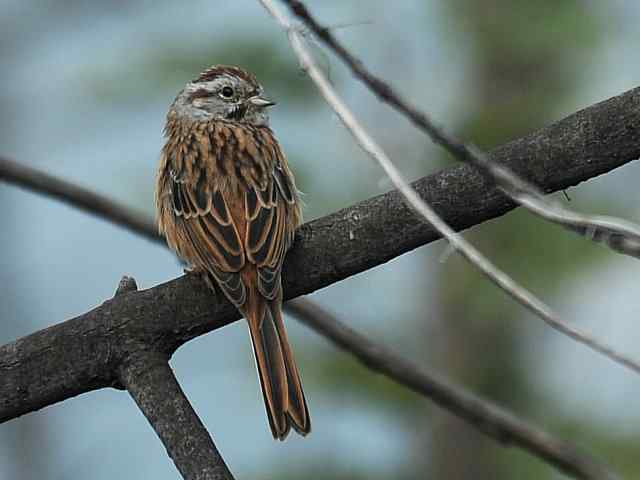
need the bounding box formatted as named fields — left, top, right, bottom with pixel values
left=0, top=156, right=162, bottom=244
left=515, top=192, right=640, bottom=257
left=259, top=0, right=640, bottom=375
left=286, top=299, right=618, bottom=480
left=282, top=0, right=640, bottom=259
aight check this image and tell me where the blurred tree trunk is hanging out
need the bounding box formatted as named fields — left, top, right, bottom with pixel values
left=416, top=1, right=602, bottom=478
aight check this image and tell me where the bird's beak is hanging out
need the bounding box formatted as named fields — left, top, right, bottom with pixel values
left=248, top=95, right=276, bottom=108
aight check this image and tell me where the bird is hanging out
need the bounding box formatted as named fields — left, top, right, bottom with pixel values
left=155, top=65, right=310, bottom=440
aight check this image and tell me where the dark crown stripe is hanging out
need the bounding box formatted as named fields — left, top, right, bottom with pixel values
left=194, top=64, right=259, bottom=88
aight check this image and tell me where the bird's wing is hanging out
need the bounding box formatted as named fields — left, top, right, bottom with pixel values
left=168, top=126, right=298, bottom=306
left=171, top=169, right=248, bottom=306
left=244, top=159, right=298, bottom=300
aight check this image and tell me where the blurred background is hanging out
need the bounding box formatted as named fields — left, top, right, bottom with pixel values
left=1, top=1, right=640, bottom=478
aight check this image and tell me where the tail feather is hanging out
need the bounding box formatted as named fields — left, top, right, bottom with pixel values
left=244, top=297, right=311, bottom=440
left=269, top=301, right=311, bottom=435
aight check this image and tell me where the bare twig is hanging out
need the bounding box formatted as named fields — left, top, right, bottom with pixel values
left=515, top=193, right=640, bottom=257
left=286, top=299, right=618, bottom=480
left=282, top=0, right=640, bottom=258
left=119, top=350, right=234, bottom=480
left=0, top=156, right=162, bottom=244
left=259, top=0, right=640, bottom=375
left=497, top=166, right=640, bottom=257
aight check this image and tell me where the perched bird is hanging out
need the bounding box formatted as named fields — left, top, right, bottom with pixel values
left=156, top=65, right=310, bottom=439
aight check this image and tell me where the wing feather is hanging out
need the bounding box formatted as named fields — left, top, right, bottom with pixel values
left=246, top=162, right=297, bottom=300
left=162, top=123, right=299, bottom=309
left=171, top=178, right=245, bottom=272
left=211, top=189, right=232, bottom=225
left=273, top=163, right=296, bottom=204
left=247, top=205, right=276, bottom=257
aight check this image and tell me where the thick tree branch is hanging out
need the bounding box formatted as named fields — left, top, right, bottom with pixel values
left=112, top=278, right=234, bottom=480
left=0, top=86, right=638, bottom=478
left=287, top=299, right=617, bottom=480
left=120, top=350, right=234, bottom=480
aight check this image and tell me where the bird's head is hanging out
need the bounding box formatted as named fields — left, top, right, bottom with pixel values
left=171, top=65, right=275, bottom=126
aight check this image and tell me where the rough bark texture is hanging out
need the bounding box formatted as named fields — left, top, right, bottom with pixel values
left=0, top=86, right=639, bottom=423
left=120, top=351, right=233, bottom=480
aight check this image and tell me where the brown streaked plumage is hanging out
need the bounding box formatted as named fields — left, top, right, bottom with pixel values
left=155, top=65, right=310, bottom=439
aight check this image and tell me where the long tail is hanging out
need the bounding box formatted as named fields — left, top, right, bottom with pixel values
left=242, top=294, right=311, bottom=440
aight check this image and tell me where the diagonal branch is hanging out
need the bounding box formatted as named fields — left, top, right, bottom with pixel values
left=0, top=84, right=639, bottom=479
left=259, top=0, right=640, bottom=374
left=120, top=349, right=234, bottom=480
left=286, top=299, right=618, bottom=480
left=282, top=0, right=640, bottom=258
left=0, top=156, right=162, bottom=245
left=117, top=277, right=235, bottom=480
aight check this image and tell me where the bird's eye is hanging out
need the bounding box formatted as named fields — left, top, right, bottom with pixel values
left=220, top=86, right=234, bottom=98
